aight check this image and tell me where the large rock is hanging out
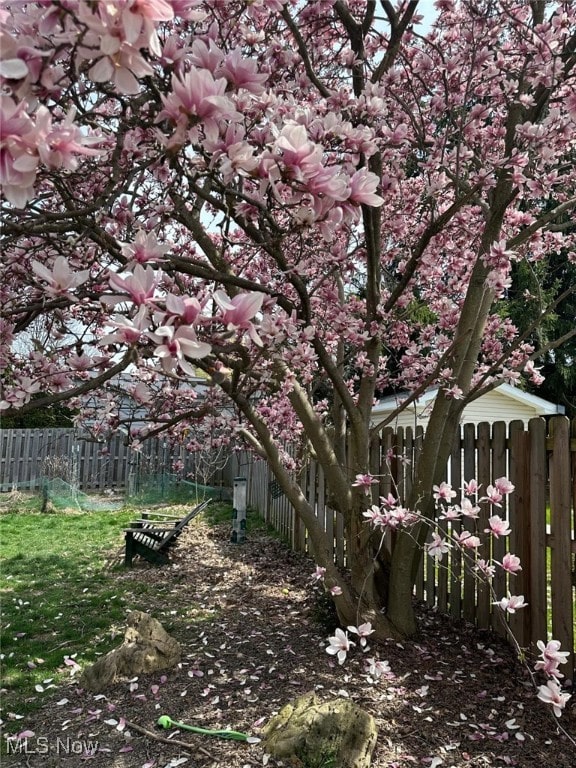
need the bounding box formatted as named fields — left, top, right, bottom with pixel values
left=79, top=611, right=181, bottom=692
left=262, top=692, right=378, bottom=768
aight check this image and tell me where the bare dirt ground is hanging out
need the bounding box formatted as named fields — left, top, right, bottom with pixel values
left=3, top=517, right=575, bottom=768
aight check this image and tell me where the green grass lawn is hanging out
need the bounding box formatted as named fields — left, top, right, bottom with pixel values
left=0, top=499, right=249, bottom=721
left=1, top=508, right=136, bottom=715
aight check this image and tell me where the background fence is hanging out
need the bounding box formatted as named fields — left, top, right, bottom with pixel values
left=230, top=416, right=576, bottom=681
left=0, top=428, right=229, bottom=493
left=3, top=419, right=574, bottom=677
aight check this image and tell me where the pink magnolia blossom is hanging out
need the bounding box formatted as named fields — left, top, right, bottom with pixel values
left=438, top=505, right=461, bottom=521
left=149, top=324, right=211, bottom=375
left=32, top=256, right=90, bottom=298
left=310, top=565, right=326, bottom=583
left=130, top=382, right=153, bottom=404
left=213, top=290, right=264, bottom=346
left=124, top=0, right=174, bottom=52
left=347, top=168, right=384, bottom=207
left=89, top=45, right=154, bottom=95
left=101, top=307, right=149, bottom=345
left=537, top=679, right=571, bottom=717
left=486, top=268, right=512, bottom=297
left=362, top=505, right=386, bottom=527
left=305, top=165, right=349, bottom=201
left=485, top=515, right=512, bottom=538
left=165, top=294, right=204, bottom=325
left=483, top=485, right=504, bottom=507
left=535, top=640, right=569, bottom=679
left=0, top=376, right=41, bottom=410
left=106, top=265, right=160, bottom=306
left=463, top=479, right=480, bottom=496
left=500, top=553, right=522, bottom=574
left=158, top=69, right=240, bottom=127
left=347, top=622, right=375, bottom=647
left=385, top=506, right=416, bottom=528
left=366, top=658, right=391, bottom=679
left=459, top=498, right=480, bottom=519
left=34, top=106, right=102, bottom=171
left=219, top=47, right=268, bottom=94
left=219, top=141, right=260, bottom=182
left=433, top=482, right=457, bottom=502
left=426, top=533, right=451, bottom=560
left=275, top=124, right=323, bottom=174
left=0, top=95, right=38, bottom=206
left=326, top=628, right=355, bottom=665
left=329, top=585, right=342, bottom=596
left=352, top=473, right=377, bottom=495
left=380, top=493, right=397, bottom=509
left=494, top=477, right=515, bottom=495
left=121, top=231, right=171, bottom=266
left=475, top=559, right=496, bottom=578
left=524, top=360, right=545, bottom=386
left=493, top=594, right=527, bottom=614
left=454, top=531, right=481, bottom=549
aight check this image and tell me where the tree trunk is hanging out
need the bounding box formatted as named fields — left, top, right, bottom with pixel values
left=385, top=254, right=499, bottom=636
left=386, top=396, right=464, bottom=636
left=344, top=495, right=402, bottom=638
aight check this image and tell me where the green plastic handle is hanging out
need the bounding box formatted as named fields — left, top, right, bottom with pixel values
left=157, top=715, right=249, bottom=741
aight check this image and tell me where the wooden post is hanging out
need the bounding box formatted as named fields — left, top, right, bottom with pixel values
left=462, top=423, right=477, bottom=624
left=449, top=426, right=462, bottom=620
left=477, top=421, right=491, bottom=629
left=528, top=418, right=548, bottom=653
left=230, top=477, right=247, bottom=544
left=548, top=416, right=574, bottom=682
left=491, top=421, right=507, bottom=635
left=508, top=421, right=530, bottom=650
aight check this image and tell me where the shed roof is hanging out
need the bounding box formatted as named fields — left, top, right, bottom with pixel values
left=373, top=382, right=564, bottom=418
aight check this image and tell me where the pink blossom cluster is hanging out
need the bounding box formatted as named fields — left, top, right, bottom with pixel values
left=536, top=641, right=571, bottom=717
left=355, top=473, right=572, bottom=717
left=1, top=97, right=102, bottom=207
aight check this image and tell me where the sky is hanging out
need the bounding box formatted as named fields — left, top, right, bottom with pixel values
left=413, top=0, right=440, bottom=32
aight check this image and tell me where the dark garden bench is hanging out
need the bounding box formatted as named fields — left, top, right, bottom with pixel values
left=124, top=499, right=210, bottom=567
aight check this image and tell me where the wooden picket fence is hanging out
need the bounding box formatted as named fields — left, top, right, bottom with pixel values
left=0, top=428, right=228, bottom=492
left=232, top=416, right=576, bottom=681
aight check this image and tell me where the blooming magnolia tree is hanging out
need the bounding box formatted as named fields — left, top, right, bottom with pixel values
left=2, top=1, right=576, bottom=647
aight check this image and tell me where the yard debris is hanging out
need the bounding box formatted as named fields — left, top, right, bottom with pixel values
left=122, top=718, right=213, bottom=758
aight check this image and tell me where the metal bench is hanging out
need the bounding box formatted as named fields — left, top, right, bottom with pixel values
left=124, top=499, right=210, bottom=567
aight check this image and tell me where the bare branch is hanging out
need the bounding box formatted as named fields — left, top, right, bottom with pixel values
left=372, top=1, right=419, bottom=83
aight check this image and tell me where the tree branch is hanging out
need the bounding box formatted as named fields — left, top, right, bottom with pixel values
left=506, top=197, right=576, bottom=251
left=122, top=720, right=213, bottom=759
left=372, top=1, right=419, bottom=83
left=2, top=350, right=135, bottom=417
left=281, top=7, right=331, bottom=98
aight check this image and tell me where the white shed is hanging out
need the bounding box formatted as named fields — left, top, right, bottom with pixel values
left=371, top=383, right=565, bottom=430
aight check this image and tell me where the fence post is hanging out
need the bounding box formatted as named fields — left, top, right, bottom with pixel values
left=528, top=418, right=547, bottom=654
left=508, top=421, right=531, bottom=650
left=231, top=476, right=247, bottom=544
left=548, top=416, right=574, bottom=682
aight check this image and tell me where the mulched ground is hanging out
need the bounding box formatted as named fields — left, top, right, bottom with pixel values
left=3, top=517, right=575, bottom=768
